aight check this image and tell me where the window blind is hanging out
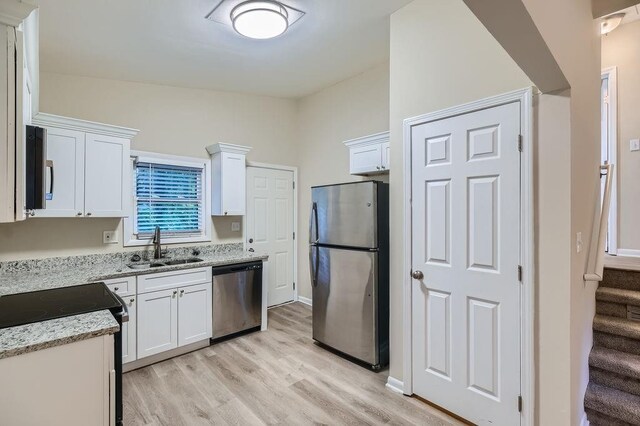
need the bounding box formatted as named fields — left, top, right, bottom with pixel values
left=134, top=161, right=204, bottom=238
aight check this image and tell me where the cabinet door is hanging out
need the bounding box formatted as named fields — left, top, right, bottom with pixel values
left=350, top=144, right=382, bottom=175
left=32, top=128, right=85, bottom=218
left=221, top=152, right=246, bottom=216
left=381, top=142, right=390, bottom=171
left=84, top=133, right=130, bottom=217
left=137, top=288, right=178, bottom=358
left=178, top=283, right=212, bottom=347
left=122, top=295, right=137, bottom=364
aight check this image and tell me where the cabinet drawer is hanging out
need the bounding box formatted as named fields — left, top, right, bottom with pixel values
left=137, top=267, right=212, bottom=294
left=103, top=276, right=136, bottom=296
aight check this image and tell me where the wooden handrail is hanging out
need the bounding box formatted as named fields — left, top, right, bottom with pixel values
left=584, top=164, right=614, bottom=282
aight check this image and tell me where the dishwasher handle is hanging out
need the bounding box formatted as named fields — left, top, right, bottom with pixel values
left=212, top=261, right=263, bottom=276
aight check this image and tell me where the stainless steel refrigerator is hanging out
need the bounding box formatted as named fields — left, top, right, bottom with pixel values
left=309, top=181, right=389, bottom=369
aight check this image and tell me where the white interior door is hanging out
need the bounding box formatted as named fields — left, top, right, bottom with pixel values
left=246, top=166, right=295, bottom=307
left=411, top=102, right=521, bottom=425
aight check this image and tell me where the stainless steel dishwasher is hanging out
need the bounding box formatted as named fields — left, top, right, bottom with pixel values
left=211, top=261, right=263, bottom=340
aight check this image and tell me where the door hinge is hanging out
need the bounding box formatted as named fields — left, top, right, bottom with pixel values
left=293, top=181, right=295, bottom=190
left=518, top=265, right=523, bottom=282
left=293, top=232, right=296, bottom=240
left=293, top=282, right=296, bottom=290
left=518, top=395, right=523, bottom=412
left=518, top=135, right=523, bottom=152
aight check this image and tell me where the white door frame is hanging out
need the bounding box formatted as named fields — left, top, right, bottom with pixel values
left=601, top=67, right=618, bottom=255
left=246, top=161, right=299, bottom=302
left=400, top=87, right=535, bottom=426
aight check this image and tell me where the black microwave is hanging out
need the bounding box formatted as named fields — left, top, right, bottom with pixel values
left=25, top=125, right=49, bottom=211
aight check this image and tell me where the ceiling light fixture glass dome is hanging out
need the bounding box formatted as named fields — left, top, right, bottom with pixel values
left=601, top=13, right=625, bottom=35
left=231, top=1, right=289, bottom=40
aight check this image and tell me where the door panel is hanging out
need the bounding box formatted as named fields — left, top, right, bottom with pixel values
left=312, top=182, right=377, bottom=248
left=178, top=283, right=212, bottom=346
left=350, top=144, right=382, bottom=174
left=137, top=289, right=177, bottom=358
left=246, top=167, right=294, bottom=307
left=33, top=128, right=84, bottom=218
left=312, top=246, right=377, bottom=365
left=411, top=101, right=521, bottom=425
left=84, top=133, right=129, bottom=217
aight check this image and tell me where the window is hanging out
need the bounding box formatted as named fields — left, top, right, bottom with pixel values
left=124, top=152, right=210, bottom=246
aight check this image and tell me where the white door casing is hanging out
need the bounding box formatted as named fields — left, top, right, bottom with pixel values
left=410, top=101, right=522, bottom=425
left=246, top=166, right=295, bottom=307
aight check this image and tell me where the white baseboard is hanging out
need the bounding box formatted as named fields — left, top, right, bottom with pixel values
left=580, top=411, right=589, bottom=426
left=385, top=376, right=404, bottom=394
left=297, top=296, right=312, bottom=306
left=616, top=249, right=640, bottom=258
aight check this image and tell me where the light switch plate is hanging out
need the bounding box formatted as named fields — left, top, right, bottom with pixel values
left=231, top=222, right=241, bottom=232
left=103, top=231, right=118, bottom=244
left=631, top=139, right=640, bottom=152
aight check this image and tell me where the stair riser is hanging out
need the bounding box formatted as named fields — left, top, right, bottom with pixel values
left=590, top=368, right=640, bottom=397
left=585, top=384, right=640, bottom=425
left=603, top=269, right=640, bottom=291
left=594, top=332, right=640, bottom=356
left=596, top=301, right=628, bottom=318
left=586, top=408, right=633, bottom=426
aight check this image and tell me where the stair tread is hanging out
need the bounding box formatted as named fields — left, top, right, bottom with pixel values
left=590, top=347, right=640, bottom=380
left=593, top=315, right=640, bottom=340
left=585, top=382, right=640, bottom=424
left=597, top=287, right=640, bottom=306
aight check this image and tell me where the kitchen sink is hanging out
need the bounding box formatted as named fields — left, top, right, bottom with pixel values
left=126, top=257, right=203, bottom=270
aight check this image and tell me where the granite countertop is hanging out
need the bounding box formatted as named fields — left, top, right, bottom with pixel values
left=0, top=310, right=119, bottom=360
left=0, top=244, right=267, bottom=360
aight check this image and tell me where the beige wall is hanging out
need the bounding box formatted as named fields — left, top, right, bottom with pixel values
left=602, top=21, right=640, bottom=253
left=388, top=0, right=531, bottom=381
left=520, top=0, right=602, bottom=423
left=0, top=73, right=299, bottom=260
left=295, top=62, right=390, bottom=299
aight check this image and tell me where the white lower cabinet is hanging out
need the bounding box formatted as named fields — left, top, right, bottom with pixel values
left=178, top=283, right=212, bottom=347
left=138, top=288, right=179, bottom=358
left=122, top=295, right=137, bottom=364
left=136, top=267, right=212, bottom=360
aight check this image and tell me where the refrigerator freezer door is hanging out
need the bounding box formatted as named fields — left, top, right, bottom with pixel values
left=312, top=246, right=378, bottom=365
left=311, top=182, right=377, bottom=249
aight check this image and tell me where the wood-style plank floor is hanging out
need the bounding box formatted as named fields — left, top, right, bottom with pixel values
left=123, top=302, right=463, bottom=425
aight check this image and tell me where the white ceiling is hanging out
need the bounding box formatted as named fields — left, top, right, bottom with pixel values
left=33, top=0, right=412, bottom=98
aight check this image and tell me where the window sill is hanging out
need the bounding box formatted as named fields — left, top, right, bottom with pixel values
left=123, top=235, right=211, bottom=248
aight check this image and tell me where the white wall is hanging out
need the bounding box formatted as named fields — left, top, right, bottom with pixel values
left=295, top=62, right=390, bottom=299
left=602, top=20, right=640, bottom=254
left=388, top=0, right=532, bottom=383
left=0, top=72, right=299, bottom=260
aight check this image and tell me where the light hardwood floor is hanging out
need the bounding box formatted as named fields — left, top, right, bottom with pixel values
left=123, top=302, right=463, bottom=425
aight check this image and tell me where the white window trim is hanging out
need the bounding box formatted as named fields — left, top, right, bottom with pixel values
left=123, top=150, right=211, bottom=247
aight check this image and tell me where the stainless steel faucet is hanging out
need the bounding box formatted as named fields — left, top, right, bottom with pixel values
left=153, top=225, right=162, bottom=259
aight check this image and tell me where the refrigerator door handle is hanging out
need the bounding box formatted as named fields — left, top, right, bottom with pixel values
left=309, top=245, right=319, bottom=287
left=310, top=201, right=319, bottom=244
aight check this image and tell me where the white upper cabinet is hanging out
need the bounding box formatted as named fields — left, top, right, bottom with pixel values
left=206, top=143, right=251, bottom=216
left=344, top=131, right=390, bottom=176
left=84, top=133, right=129, bottom=217
left=30, top=113, right=138, bottom=218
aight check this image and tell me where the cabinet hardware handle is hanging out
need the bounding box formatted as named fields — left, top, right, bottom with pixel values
left=129, top=298, right=135, bottom=305
left=376, top=166, right=381, bottom=170
left=86, top=212, right=92, bottom=216
left=224, top=211, right=228, bottom=215
left=173, top=290, right=178, bottom=297
left=114, top=287, right=119, bottom=291
left=77, top=212, right=82, bottom=216
left=180, top=290, right=185, bottom=296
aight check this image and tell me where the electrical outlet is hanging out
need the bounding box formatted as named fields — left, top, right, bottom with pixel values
left=231, top=222, right=241, bottom=232
left=631, top=139, right=640, bottom=152
left=103, top=231, right=118, bottom=244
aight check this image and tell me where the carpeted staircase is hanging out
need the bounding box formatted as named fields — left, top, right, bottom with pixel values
left=586, top=265, right=640, bottom=425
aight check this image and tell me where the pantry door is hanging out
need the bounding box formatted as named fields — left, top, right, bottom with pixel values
left=246, top=166, right=295, bottom=307
left=411, top=101, right=522, bottom=425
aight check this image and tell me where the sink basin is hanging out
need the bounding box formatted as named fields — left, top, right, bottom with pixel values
left=126, top=258, right=203, bottom=270
left=161, top=258, right=204, bottom=266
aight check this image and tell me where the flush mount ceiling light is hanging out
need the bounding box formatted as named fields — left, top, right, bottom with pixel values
left=206, top=0, right=305, bottom=40
left=601, top=13, right=625, bottom=35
